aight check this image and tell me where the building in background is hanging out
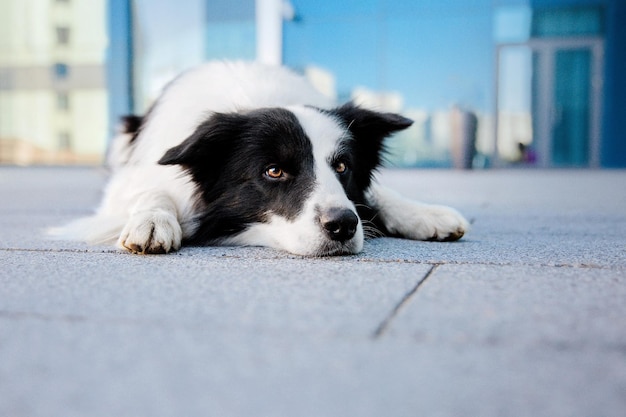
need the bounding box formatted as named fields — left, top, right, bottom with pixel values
left=127, top=0, right=626, bottom=168
left=282, top=0, right=625, bottom=168
left=1, top=0, right=624, bottom=167
left=495, top=2, right=613, bottom=168
left=0, top=0, right=108, bottom=165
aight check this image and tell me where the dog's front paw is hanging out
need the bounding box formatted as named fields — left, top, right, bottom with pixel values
left=402, top=205, right=469, bottom=242
left=118, top=210, right=182, bottom=254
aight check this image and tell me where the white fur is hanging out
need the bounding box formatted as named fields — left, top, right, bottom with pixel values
left=131, top=61, right=333, bottom=164
left=366, top=183, right=470, bottom=241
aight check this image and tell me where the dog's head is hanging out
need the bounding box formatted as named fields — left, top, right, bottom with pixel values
left=158, top=103, right=412, bottom=256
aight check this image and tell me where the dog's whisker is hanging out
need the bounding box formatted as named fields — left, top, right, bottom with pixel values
left=362, top=221, right=385, bottom=239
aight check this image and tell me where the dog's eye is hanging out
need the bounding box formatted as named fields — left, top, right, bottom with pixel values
left=265, top=165, right=285, bottom=179
left=335, top=161, right=348, bottom=174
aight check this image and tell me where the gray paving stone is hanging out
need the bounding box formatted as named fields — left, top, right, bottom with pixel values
left=3, top=319, right=624, bottom=417
left=1, top=166, right=626, bottom=417
left=0, top=250, right=427, bottom=337
left=386, top=263, right=626, bottom=348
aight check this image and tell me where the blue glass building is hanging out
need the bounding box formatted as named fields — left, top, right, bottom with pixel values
left=108, top=0, right=626, bottom=167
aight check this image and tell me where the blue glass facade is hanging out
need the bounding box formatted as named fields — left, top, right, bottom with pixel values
left=105, top=0, right=625, bottom=167
left=205, top=0, right=256, bottom=61
left=284, top=1, right=494, bottom=112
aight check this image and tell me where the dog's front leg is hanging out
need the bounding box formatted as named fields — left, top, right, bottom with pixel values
left=118, top=192, right=183, bottom=254
left=365, top=183, right=469, bottom=241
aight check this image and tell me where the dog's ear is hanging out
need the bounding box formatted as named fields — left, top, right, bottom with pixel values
left=330, top=102, right=413, bottom=134
left=329, top=102, right=413, bottom=186
left=158, top=112, right=246, bottom=167
left=158, top=112, right=247, bottom=185
left=330, top=102, right=412, bottom=162
left=331, top=102, right=413, bottom=141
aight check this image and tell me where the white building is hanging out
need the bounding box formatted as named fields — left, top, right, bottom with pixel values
left=0, top=0, right=108, bottom=164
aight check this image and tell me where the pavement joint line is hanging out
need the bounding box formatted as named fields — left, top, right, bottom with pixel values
left=371, top=263, right=441, bottom=340
left=335, top=256, right=624, bottom=271
left=0, top=310, right=90, bottom=323
left=0, top=310, right=388, bottom=343
left=1, top=247, right=624, bottom=270
left=0, top=247, right=120, bottom=254
left=0, top=310, right=194, bottom=331
left=0, top=310, right=181, bottom=330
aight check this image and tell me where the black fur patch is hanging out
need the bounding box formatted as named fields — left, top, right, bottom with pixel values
left=119, top=115, right=144, bottom=144
left=325, top=103, right=413, bottom=234
left=120, top=115, right=143, bottom=133
left=159, top=108, right=316, bottom=243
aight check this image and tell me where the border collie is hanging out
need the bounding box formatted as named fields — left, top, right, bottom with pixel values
left=54, top=61, right=469, bottom=256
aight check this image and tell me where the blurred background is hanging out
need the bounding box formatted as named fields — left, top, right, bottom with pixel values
left=0, top=0, right=624, bottom=168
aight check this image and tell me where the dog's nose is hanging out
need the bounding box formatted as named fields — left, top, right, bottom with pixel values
left=320, top=208, right=359, bottom=242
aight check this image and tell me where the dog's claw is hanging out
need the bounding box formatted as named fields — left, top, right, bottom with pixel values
left=126, top=243, right=144, bottom=254
left=442, top=228, right=465, bottom=242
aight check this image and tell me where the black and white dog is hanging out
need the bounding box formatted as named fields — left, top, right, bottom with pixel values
left=56, top=61, right=468, bottom=256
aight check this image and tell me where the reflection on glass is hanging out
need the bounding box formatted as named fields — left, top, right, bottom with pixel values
left=497, top=46, right=534, bottom=163
left=493, top=6, right=531, bottom=43
left=3, top=1, right=604, bottom=168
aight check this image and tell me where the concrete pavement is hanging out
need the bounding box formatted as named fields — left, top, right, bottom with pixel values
left=1, top=166, right=625, bottom=416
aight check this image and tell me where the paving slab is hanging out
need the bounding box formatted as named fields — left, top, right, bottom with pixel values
left=0, top=250, right=430, bottom=337
left=4, top=318, right=624, bottom=417
left=1, top=166, right=625, bottom=417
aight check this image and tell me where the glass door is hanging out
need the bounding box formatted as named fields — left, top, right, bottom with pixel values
left=552, top=48, right=592, bottom=166
left=496, top=38, right=603, bottom=167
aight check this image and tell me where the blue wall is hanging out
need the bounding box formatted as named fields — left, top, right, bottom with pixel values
left=601, top=0, right=626, bottom=167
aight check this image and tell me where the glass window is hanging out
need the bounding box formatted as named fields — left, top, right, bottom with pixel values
left=58, top=132, right=72, bottom=151
left=283, top=1, right=494, bottom=167
left=532, top=6, right=604, bottom=38
left=56, top=92, right=70, bottom=111
left=0, top=0, right=613, bottom=167
left=53, top=63, right=69, bottom=79
left=56, top=26, right=71, bottom=45
left=132, top=0, right=256, bottom=111
left=205, top=0, right=255, bottom=60
left=496, top=46, right=534, bottom=163
left=494, top=6, right=532, bottom=43
left=552, top=49, right=592, bottom=166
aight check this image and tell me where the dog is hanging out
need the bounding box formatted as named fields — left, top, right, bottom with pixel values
left=54, top=61, right=469, bottom=256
